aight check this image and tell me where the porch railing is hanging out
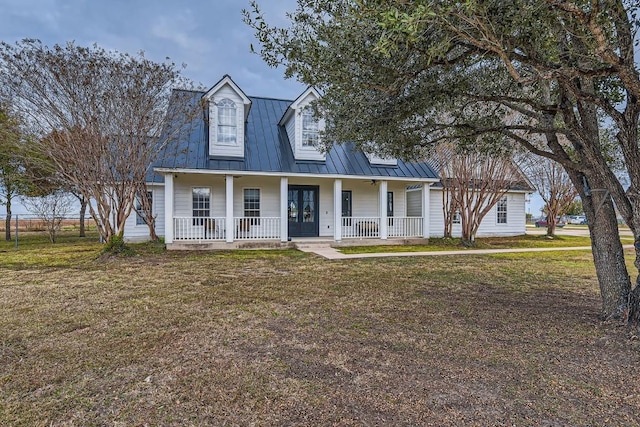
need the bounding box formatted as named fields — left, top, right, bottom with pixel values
left=233, top=217, right=280, bottom=240
left=173, top=216, right=281, bottom=241
left=342, top=217, right=380, bottom=238
left=341, top=216, right=423, bottom=238
left=387, top=217, right=423, bottom=238
left=174, top=217, right=227, bottom=241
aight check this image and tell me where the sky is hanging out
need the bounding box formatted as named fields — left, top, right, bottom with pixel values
left=0, top=0, right=545, bottom=216
left=0, top=0, right=305, bottom=99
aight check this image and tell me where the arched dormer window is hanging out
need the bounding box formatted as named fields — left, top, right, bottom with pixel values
left=301, top=108, right=319, bottom=147
left=217, top=98, right=237, bottom=144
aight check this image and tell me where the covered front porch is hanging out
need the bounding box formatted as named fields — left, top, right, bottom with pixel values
left=162, top=172, right=433, bottom=245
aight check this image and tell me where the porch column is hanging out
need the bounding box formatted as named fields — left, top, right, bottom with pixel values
left=164, top=173, right=174, bottom=244
left=280, top=177, right=288, bottom=242
left=422, top=182, right=431, bottom=238
left=379, top=180, right=388, bottom=240
left=333, top=178, right=342, bottom=241
left=225, top=175, right=234, bottom=243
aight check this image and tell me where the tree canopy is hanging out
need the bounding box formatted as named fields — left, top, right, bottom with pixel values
left=0, top=40, right=196, bottom=244
left=245, top=0, right=640, bottom=320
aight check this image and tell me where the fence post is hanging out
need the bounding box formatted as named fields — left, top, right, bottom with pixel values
left=15, top=214, right=18, bottom=249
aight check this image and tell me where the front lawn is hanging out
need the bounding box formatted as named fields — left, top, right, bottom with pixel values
left=1, top=234, right=639, bottom=425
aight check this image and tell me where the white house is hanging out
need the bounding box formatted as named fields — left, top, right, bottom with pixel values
left=124, top=75, right=531, bottom=247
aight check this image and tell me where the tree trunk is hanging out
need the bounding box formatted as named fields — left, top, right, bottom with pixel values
left=546, top=214, right=556, bottom=237
left=578, top=175, right=631, bottom=320
left=4, top=196, right=11, bottom=241
left=78, top=197, right=87, bottom=237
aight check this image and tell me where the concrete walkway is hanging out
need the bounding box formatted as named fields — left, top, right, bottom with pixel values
left=297, top=244, right=636, bottom=260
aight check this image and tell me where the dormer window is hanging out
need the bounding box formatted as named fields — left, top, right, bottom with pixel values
left=217, top=98, right=237, bottom=145
left=301, top=108, right=319, bottom=147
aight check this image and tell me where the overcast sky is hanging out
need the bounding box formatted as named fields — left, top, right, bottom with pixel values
left=0, top=0, right=305, bottom=99
left=0, top=0, right=546, bottom=216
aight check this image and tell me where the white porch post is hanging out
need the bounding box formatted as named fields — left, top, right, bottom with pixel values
left=164, top=173, right=174, bottom=244
left=280, top=177, right=288, bottom=242
left=333, top=179, right=342, bottom=241
left=379, top=180, right=388, bottom=240
left=422, top=182, right=431, bottom=239
left=225, top=175, right=234, bottom=243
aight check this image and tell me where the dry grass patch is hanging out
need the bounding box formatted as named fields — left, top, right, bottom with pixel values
left=1, top=241, right=639, bottom=426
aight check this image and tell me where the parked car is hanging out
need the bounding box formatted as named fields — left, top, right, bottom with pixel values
left=535, top=218, right=566, bottom=228
left=568, top=215, right=587, bottom=225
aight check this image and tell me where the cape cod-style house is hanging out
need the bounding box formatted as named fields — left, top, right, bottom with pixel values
left=123, top=75, right=530, bottom=247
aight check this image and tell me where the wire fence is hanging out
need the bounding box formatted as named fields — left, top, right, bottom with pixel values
left=0, top=214, right=92, bottom=233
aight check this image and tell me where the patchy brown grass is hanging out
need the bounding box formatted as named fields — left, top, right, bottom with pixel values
left=1, top=239, right=639, bottom=426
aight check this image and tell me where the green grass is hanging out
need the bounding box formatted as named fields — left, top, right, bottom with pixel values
left=339, top=234, right=597, bottom=254
left=1, top=233, right=639, bottom=425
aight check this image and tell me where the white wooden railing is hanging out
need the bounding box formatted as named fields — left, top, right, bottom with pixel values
left=341, top=217, right=380, bottom=238
left=387, top=217, right=423, bottom=237
left=174, top=217, right=226, bottom=241
left=173, top=217, right=281, bottom=241
left=233, top=217, right=280, bottom=240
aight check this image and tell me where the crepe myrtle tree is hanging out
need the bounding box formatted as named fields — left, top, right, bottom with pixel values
left=0, top=40, right=198, bottom=247
left=433, top=142, right=522, bottom=245
left=245, top=1, right=640, bottom=321
left=519, top=152, right=579, bottom=237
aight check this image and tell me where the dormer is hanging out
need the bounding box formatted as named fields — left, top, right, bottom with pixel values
left=366, top=153, right=398, bottom=167
left=203, top=75, right=251, bottom=158
left=362, top=142, right=398, bottom=166
left=279, top=87, right=326, bottom=161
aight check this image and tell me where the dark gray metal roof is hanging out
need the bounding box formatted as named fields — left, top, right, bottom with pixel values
left=153, top=91, right=439, bottom=181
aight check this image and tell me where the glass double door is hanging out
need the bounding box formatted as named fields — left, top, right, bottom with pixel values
left=288, top=185, right=319, bottom=237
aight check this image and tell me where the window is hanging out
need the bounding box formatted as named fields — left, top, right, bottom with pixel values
left=497, top=196, right=508, bottom=224
left=135, top=191, right=153, bottom=226
left=244, top=188, right=260, bottom=218
left=387, top=191, right=394, bottom=225
left=301, top=108, right=319, bottom=147
left=192, top=187, right=210, bottom=225
left=453, top=209, right=461, bottom=225
left=342, top=190, right=352, bottom=226
left=217, top=98, right=237, bottom=144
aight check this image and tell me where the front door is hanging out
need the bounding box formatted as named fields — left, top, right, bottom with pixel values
left=288, top=185, right=319, bottom=237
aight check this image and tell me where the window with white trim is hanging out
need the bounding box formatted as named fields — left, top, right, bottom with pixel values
left=497, top=196, right=508, bottom=224
left=244, top=188, right=260, bottom=218
left=192, top=187, right=210, bottom=225
left=453, top=209, right=461, bottom=224
left=301, top=108, right=319, bottom=147
left=135, top=191, right=152, bottom=226
left=217, top=98, right=237, bottom=144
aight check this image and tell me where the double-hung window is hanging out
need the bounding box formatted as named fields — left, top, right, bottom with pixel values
left=244, top=188, right=260, bottom=225
left=192, top=187, right=210, bottom=225
left=301, top=108, right=319, bottom=147
left=217, top=98, right=237, bottom=144
left=135, top=191, right=153, bottom=226
left=497, top=196, right=508, bottom=224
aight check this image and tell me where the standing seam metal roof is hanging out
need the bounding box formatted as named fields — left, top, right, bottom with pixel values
left=153, top=91, right=439, bottom=181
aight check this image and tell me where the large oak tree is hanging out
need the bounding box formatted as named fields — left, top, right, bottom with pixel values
left=245, top=0, right=640, bottom=320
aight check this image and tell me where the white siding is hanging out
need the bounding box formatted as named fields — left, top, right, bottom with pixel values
left=123, top=184, right=165, bottom=242
left=208, top=84, right=245, bottom=158
left=429, top=188, right=527, bottom=238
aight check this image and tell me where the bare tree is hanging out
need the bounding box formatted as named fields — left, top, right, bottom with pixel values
left=22, top=191, right=75, bottom=243
left=519, top=153, right=578, bottom=236
left=434, top=143, right=527, bottom=246
left=0, top=40, right=196, bottom=246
